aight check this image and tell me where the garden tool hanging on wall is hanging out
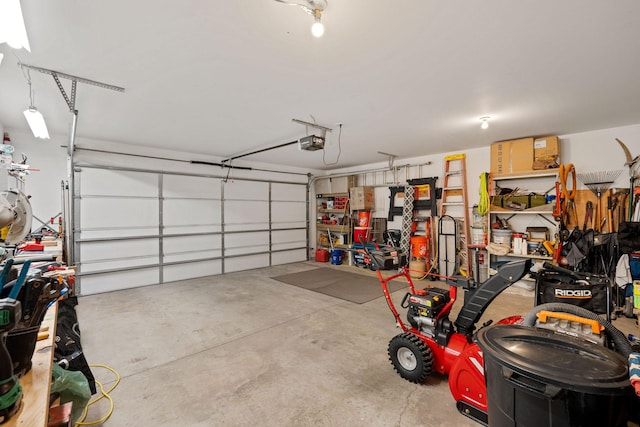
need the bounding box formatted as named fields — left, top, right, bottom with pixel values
left=578, top=170, right=622, bottom=233
left=616, top=138, right=639, bottom=221
left=583, top=201, right=594, bottom=231
left=558, top=163, right=577, bottom=227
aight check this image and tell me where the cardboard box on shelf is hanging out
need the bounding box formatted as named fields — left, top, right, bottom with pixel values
left=491, top=194, right=547, bottom=209
left=350, top=186, right=374, bottom=210
left=490, top=138, right=534, bottom=174
left=314, top=175, right=356, bottom=194
left=533, top=136, right=560, bottom=170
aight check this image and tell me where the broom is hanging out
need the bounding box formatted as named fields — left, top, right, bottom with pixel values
left=577, top=170, right=622, bottom=232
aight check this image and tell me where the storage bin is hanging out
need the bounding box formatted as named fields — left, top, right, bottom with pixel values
left=492, top=229, right=512, bottom=246
left=477, top=325, right=632, bottom=427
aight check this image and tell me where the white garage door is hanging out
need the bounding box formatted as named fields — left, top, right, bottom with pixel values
left=74, top=166, right=308, bottom=295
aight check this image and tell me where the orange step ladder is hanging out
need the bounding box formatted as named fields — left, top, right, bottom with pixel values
left=439, top=153, right=473, bottom=278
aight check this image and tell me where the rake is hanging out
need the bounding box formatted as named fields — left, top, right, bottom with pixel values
left=577, top=170, right=622, bottom=232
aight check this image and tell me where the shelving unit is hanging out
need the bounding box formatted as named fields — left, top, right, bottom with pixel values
left=489, top=169, right=559, bottom=261
left=316, top=193, right=351, bottom=249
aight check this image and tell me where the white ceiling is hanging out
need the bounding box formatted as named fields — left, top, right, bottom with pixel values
left=1, top=1, right=639, bottom=171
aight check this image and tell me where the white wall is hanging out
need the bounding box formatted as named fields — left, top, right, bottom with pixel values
left=6, top=128, right=67, bottom=227
left=310, top=123, right=640, bottom=242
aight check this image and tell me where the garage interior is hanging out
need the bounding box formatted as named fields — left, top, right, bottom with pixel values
left=1, top=1, right=640, bottom=426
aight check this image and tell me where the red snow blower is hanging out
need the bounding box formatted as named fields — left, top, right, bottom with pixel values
left=364, top=239, right=635, bottom=425
left=362, top=240, right=532, bottom=424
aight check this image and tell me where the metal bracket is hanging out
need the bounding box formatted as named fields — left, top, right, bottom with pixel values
left=291, top=118, right=332, bottom=137
left=20, top=62, right=124, bottom=111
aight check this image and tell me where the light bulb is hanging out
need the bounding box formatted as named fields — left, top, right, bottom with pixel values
left=311, top=21, right=324, bottom=37
left=480, top=117, right=490, bottom=130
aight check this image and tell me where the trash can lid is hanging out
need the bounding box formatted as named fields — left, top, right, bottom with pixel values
left=477, top=325, right=630, bottom=395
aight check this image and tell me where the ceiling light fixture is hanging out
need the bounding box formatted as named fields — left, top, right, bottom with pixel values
left=22, top=69, right=49, bottom=139
left=274, top=0, right=327, bottom=37
left=480, top=116, right=490, bottom=130
left=23, top=108, right=49, bottom=139
left=311, top=9, right=324, bottom=37
left=0, top=0, right=31, bottom=51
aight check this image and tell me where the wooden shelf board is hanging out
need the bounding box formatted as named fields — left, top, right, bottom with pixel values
left=317, top=224, right=350, bottom=232
left=318, top=209, right=349, bottom=214
left=490, top=208, right=555, bottom=215
left=491, top=169, right=559, bottom=180
left=503, top=253, right=553, bottom=261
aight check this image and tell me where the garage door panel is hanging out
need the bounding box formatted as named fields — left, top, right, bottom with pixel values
left=80, top=228, right=157, bottom=240
left=224, top=181, right=268, bottom=200
left=80, top=256, right=159, bottom=273
left=163, top=234, right=221, bottom=252
left=272, top=201, right=306, bottom=229
left=163, top=250, right=221, bottom=263
left=163, top=261, right=222, bottom=283
left=272, top=229, right=306, bottom=251
left=163, top=175, right=220, bottom=198
left=225, top=232, right=269, bottom=256
left=163, top=225, right=220, bottom=235
left=81, top=238, right=158, bottom=262
left=225, top=254, right=270, bottom=272
left=163, top=234, right=222, bottom=263
left=272, top=249, right=307, bottom=265
left=163, top=260, right=222, bottom=282
left=272, top=183, right=306, bottom=201
left=163, top=199, right=221, bottom=228
left=224, top=201, right=269, bottom=231
left=79, top=268, right=160, bottom=295
left=79, top=169, right=158, bottom=197
left=80, top=198, right=158, bottom=231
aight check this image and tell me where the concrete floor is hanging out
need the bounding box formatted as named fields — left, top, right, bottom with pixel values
left=76, top=261, right=639, bottom=426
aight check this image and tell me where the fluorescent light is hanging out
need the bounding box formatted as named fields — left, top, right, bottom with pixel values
left=0, top=0, right=31, bottom=52
left=23, top=107, right=49, bottom=139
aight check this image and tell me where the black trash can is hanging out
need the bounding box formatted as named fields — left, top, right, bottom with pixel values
left=477, top=325, right=632, bottom=427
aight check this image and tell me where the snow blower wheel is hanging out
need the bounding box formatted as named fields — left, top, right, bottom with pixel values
left=388, top=332, right=433, bottom=383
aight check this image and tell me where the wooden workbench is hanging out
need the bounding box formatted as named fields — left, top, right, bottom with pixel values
left=7, top=303, right=58, bottom=427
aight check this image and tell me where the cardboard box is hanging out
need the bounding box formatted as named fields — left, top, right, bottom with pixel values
left=491, top=194, right=547, bottom=209
left=350, top=186, right=375, bottom=210
left=490, top=138, right=534, bottom=175
left=533, top=136, right=560, bottom=170
left=315, top=175, right=356, bottom=194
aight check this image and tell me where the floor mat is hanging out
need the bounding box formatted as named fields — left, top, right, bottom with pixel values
left=271, top=267, right=408, bottom=304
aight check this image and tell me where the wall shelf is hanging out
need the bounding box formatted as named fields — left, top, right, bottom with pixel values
left=489, top=169, right=558, bottom=260
left=503, top=252, right=553, bottom=261
left=492, top=169, right=559, bottom=181
left=318, top=209, right=349, bottom=214
left=316, top=191, right=352, bottom=249
left=317, top=224, right=350, bottom=232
